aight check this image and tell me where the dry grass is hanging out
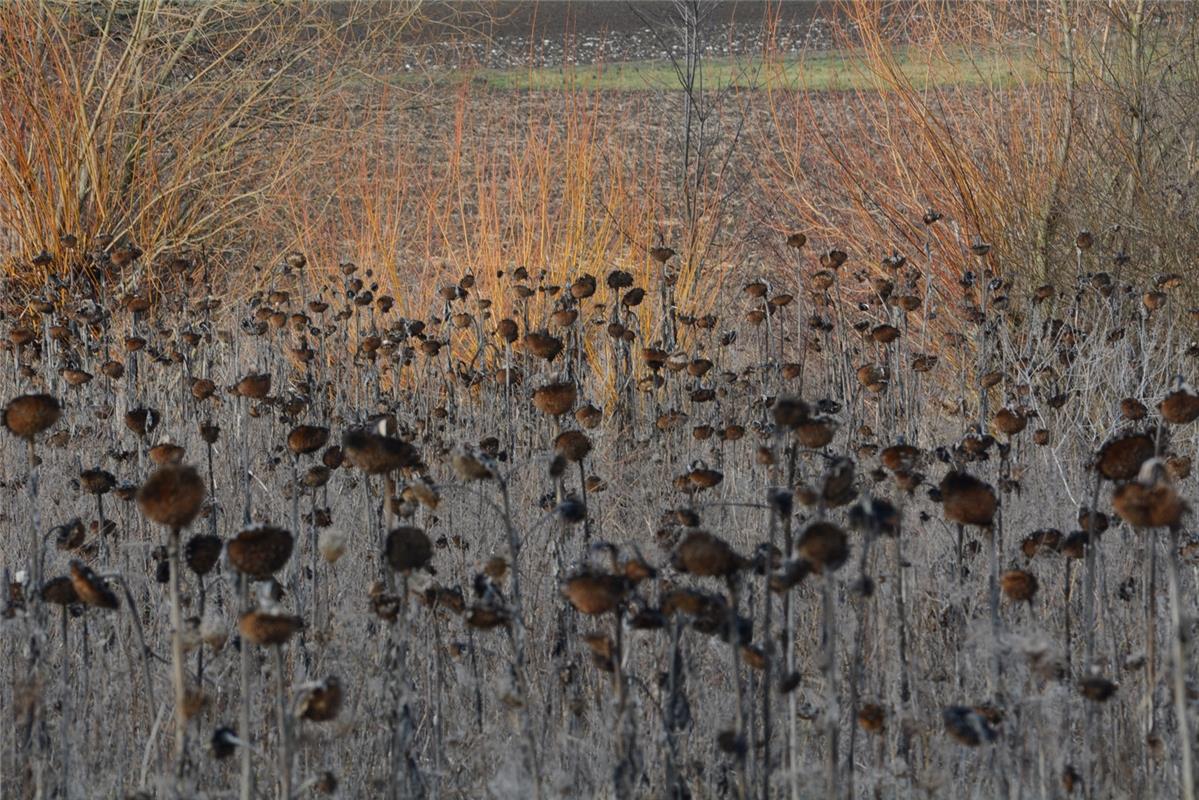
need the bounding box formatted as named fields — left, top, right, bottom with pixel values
left=0, top=2, right=426, bottom=291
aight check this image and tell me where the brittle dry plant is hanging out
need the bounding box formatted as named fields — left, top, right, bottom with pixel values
left=4, top=2, right=1199, bottom=799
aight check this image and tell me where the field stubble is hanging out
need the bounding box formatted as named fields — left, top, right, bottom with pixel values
left=1, top=233, right=1198, bottom=799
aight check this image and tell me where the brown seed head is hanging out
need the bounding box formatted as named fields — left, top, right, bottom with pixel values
left=1000, top=569, right=1038, bottom=603
left=80, top=468, right=116, bottom=495
left=234, top=373, right=271, bottom=400
left=137, top=464, right=206, bottom=529
left=1095, top=433, right=1155, bottom=482
left=191, top=378, right=217, bottom=401
left=993, top=408, right=1027, bottom=437
left=148, top=442, right=186, bottom=466
left=672, top=530, right=744, bottom=577
left=1020, top=528, right=1062, bottom=559
left=939, top=471, right=997, bottom=527
left=880, top=444, right=920, bottom=473
left=124, top=407, right=159, bottom=438
left=41, top=576, right=79, bottom=606
left=797, top=521, right=849, bottom=573
left=1112, top=461, right=1188, bottom=529
left=857, top=704, right=886, bottom=734
left=452, top=448, right=493, bottom=480
left=1120, top=398, right=1148, bottom=421
left=575, top=404, right=603, bottom=429
left=185, top=534, right=222, bottom=576
left=3, top=394, right=61, bottom=439
left=561, top=570, right=627, bottom=615
left=341, top=429, right=420, bottom=475
left=532, top=381, right=577, bottom=416
left=553, top=430, right=592, bottom=463
left=1078, top=676, right=1118, bottom=702
left=1160, top=387, right=1199, bottom=424
left=524, top=331, right=563, bottom=361
left=288, top=425, right=330, bottom=456
left=300, top=676, right=343, bottom=722
left=795, top=416, right=837, bottom=449
left=239, top=610, right=303, bottom=646
left=385, top=526, right=433, bottom=572
left=228, top=526, right=294, bottom=578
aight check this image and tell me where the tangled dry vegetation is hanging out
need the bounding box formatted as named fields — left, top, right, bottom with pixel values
left=7, top=1, right=1199, bottom=799
left=3, top=230, right=1199, bottom=800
